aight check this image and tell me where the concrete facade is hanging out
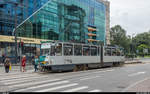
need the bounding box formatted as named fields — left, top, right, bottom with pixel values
left=98, top=0, right=110, bottom=45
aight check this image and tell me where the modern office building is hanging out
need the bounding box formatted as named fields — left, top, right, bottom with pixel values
left=0, top=0, right=49, bottom=62
left=0, top=0, right=110, bottom=63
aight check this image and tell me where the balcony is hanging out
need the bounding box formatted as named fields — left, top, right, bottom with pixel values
left=87, top=39, right=100, bottom=42
left=88, top=33, right=96, bottom=36
left=88, top=27, right=97, bottom=31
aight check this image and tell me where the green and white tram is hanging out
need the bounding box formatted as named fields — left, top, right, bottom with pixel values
left=40, top=41, right=125, bottom=72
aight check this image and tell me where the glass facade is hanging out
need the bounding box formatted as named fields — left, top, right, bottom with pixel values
left=0, top=0, right=108, bottom=63
left=16, top=0, right=106, bottom=44
left=0, top=0, right=49, bottom=36
left=0, top=0, right=49, bottom=63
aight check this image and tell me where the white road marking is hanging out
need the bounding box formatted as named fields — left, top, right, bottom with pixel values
left=56, top=69, right=114, bottom=81
left=0, top=74, right=39, bottom=80
left=1, top=75, right=48, bottom=84
left=89, top=90, right=102, bottom=92
left=9, top=79, right=60, bottom=88
left=128, top=72, right=146, bottom=77
left=15, top=80, right=69, bottom=92
left=4, top=76, right=49, bottom=85
left=80, top=76, right=101, bottom=81
left=0, top=70, right=34, bottom=76
left=63, top=86, right=88, bottom=92
left=36, top=83, right=78, bottom=92
left=92, top=69, right=114, bottom=74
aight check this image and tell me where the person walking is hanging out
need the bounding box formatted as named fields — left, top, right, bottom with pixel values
left=4, top=57, right=11, bottom=73
left=34, top=56, right=39, bottom=72
left=2, top=54, right=5, bottom=64
left=21, top=55, right=26, bottom=72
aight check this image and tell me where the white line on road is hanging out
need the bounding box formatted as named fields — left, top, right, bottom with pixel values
left=9, top=79, right=61, bottom=88
left=3, top=76, right=48, bottom=85
left=80, top=76, right=101, bottom=81
left=89, top=90, right=102, bottom=92
left=128, top=72, right=146, bottom=77
left=0, top=73, right=39, bottom=80
left=62, top=86, right=88, bottom=92
left=15, top=80, right=69, bottom=92
left=36, top=83, right=78, bottom=92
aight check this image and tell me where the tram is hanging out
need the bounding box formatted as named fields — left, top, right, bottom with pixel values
left=39, top=41, right=125, bottom=72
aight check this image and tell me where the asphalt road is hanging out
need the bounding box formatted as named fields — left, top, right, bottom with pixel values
left=1, top=61, right=150, bottom=92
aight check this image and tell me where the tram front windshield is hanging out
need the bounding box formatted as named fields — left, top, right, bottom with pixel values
left=41, top=49, right=50, bottom=56
left=41, top=43, right=62, bottom=56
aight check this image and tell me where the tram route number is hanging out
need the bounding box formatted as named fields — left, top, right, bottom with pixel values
left=65, top=59, right=72, bottom=64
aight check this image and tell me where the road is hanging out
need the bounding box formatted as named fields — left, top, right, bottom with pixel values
left=0, top=61, right=150, bottom=92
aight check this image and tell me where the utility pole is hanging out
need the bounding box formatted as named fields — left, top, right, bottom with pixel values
left=14, top=3, right=18, bottom=64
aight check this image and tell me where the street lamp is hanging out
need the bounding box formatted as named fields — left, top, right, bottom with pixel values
left=131, top=33, right=135, bottom=58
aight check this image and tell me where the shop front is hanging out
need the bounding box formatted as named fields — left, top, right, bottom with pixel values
left=0, top=35, right=48, bottom=64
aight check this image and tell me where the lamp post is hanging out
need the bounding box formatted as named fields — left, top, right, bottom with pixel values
left=131, top=33, right=135, bottom=59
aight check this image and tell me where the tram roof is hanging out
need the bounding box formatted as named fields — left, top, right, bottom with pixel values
left=41, top=41, right=123, bottom=49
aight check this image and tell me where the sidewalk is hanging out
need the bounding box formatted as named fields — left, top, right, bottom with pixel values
left=125, top=58, right=142, bottom=64
left=0, top=65, right=34, bottom=73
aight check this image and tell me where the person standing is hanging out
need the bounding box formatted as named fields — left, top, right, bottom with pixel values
left=34, top=56, right=39, bottom=72
left=4, top=57, right=11, bottom=73
left=21, top=55, right=26, bottom=72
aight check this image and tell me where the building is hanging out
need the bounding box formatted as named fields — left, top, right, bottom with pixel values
left=0, top=0, right=110, bottom=63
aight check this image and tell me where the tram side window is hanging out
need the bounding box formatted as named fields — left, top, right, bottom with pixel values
left=64, top=44, right=73, bottom=56
left=83, top=46, right=90, bottom=56
left=112, top=48, right=117, bottom=56
left=116, top=48, right=121, bottom=56
left=74, top=45, right=82, bottom=56
left=105, top=48, right=111, bottom=56
left=50, top=46, right=55, bottom=56
left=91, top=46, right=97, bottom=56
left=120, top=49, right=124, bottom=56
left=55, top=43, right=62, bottom=56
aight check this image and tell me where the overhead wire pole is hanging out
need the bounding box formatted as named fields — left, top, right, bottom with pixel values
left=14, top=3, right=18, bottom=64
left=12, top=0, right=52, bottom=68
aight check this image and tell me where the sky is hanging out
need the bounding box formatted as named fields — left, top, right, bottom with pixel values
left=108, top=0, right=150, bottom=36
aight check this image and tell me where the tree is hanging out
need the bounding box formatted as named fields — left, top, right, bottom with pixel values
left=110, top=25, right=131, bottom=53
left=133, top=31, right=150, bottom=55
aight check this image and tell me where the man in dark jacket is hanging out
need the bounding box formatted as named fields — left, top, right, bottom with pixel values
left=4, top=57, right=10, bottom=73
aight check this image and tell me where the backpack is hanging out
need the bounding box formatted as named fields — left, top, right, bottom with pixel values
left=4, top=59, right=10, bottom=66
left=32, top=59, right=35, bottom=65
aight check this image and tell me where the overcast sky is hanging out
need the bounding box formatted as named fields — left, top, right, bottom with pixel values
left=108, top=0, right=150, bottom=36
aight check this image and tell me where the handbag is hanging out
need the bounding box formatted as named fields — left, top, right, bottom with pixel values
left=9, top=65, right=12, bottom=70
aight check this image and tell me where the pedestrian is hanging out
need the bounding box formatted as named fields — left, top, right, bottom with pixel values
left=4, top=57, right=11, bottom=73
left=21, top=55, right=26, bottom=72
left=2, top=54, right=5, bottom=64
left=31, top=56, right=35, bottom=65
left=34, top=56, right=39, bottom=72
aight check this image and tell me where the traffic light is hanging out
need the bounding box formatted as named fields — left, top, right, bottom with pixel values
left=21, top=41, right=24, bottom=51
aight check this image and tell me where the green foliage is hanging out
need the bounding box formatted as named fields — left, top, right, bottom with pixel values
left=110, top=25, right=131, bottom=53
left=110, top=25, right=150, bottom=57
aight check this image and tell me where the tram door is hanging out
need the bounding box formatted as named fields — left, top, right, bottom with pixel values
left=101, top=45, right=104, bottom=67
left=63, top=44, right=73, bottom=64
